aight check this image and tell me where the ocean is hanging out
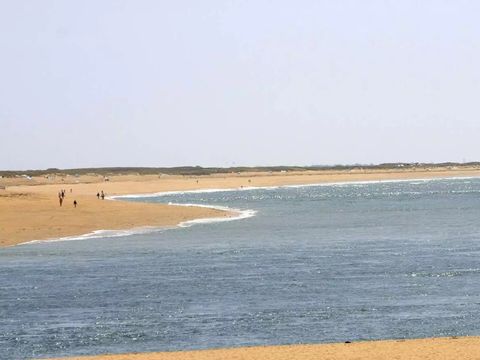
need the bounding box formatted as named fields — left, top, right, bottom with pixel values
left=2, top=177, right=480, bottom=359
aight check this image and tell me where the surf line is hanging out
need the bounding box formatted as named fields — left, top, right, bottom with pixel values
left=19, top=175, right=478, bottom=246
left=108, top=174, right=480, bottom=230
left=110, top=175, right=480, bottom=200
left=107, top=194, right=257, bottom=228
left=18, top=196, right=256, bottom=246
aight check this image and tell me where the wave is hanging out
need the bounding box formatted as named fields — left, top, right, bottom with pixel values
left=18, top=226, right=172, bottom=246
left=175, top=204, right=257, bottom=228
left=408, top=268, right=480, bottom=278
left=107, top=187, right=275, bottom=200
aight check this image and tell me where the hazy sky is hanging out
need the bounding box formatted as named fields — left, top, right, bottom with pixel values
left=1, top=1, right=479, bottom=170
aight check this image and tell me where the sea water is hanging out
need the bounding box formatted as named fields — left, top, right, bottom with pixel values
left=2, top=178, right=480, bottom=359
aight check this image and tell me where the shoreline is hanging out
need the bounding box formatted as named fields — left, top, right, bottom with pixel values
left=7, top=169, right=480, bottom=359
left=3, top=167, right=480, bottom=247
left=112, top=174, right=480, bottom=199
left=17, top=202, right=254, bottom=247
left=46, top=336, right=480, bottom=360
left=0, top=188, right=233, bottom=248
left=15, top=174, right=478, bottom=247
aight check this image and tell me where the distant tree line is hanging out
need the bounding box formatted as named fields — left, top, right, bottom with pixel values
left=1, top=162, right=479, bottom=178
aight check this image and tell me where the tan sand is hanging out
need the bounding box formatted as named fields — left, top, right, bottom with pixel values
left=2, top=166, right=480, bottom=247
left=0, top=191, right=230, bottom=247
left=5, top=167, right=480, bottom=359
left=46, top=336, right=480, bottom=360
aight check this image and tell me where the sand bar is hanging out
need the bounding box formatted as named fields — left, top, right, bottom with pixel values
left=2, top=166, right=480, bottom=247
left=46, top=336, right=480, bottom=360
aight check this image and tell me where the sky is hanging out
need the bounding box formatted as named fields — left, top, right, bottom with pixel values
left=1, top=0, right=479, bottom=170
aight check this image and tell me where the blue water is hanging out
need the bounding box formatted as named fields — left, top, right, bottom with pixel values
left=2, top=178, right=480, bottom=359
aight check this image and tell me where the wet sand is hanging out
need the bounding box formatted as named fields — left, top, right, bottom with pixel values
left=47, top=336, right=480, bottom=360
left=2, top=166, right=480, bottom=247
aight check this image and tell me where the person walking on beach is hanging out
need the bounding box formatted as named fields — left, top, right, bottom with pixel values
left=73, top=200, right=77, bottom=208
left=58, top=192, right=63, bottom=207
left=96, top=192, right=100, bottom=199
left=101, top=190, right=105, bottom=200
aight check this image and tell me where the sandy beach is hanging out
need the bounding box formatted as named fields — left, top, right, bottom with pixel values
left=5, top=1, right=480, bottom=358
left=46, top=336, right=480, bottom=360
left=2, top=166, right=480, bottom=247
left=4, top=166, right=480, bottom=360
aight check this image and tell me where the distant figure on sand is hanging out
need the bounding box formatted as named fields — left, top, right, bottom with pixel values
left=96, top=192, right=100, bottom=199
left=58, top=192, right=63, bottom=207
left=73, top=200, right=77, bottom=208
left=101, top=190, right=105, bottom=200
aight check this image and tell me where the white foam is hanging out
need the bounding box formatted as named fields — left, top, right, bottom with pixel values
left=18, top=226, right=173, bottom=246
left=177, top=204, right=257, bottom=228
left=107, top=187, right=274, bottom=200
